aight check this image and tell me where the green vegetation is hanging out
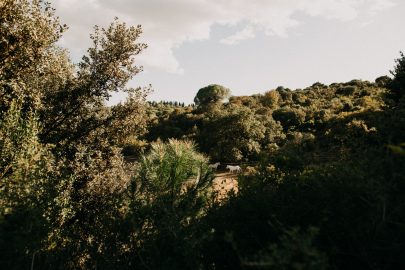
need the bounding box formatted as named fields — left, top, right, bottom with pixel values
left=390, top=51, right=405, bottom=100
left=194, top=84, right=231, bottom=108
left=1, top=1, right=405, bottom=269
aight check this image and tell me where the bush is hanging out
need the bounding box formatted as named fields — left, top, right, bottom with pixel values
left=336, top=86, right=357, bottom=96
left=138, top=139, right=212, bottom=197
left=122, top=139, right=215, bottom=269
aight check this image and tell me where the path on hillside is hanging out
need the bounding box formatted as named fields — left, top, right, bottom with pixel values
left=212, top=171, right=239, bottom=200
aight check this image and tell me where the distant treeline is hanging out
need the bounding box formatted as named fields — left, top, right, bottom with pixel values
left=148, top=100, right=192, bottom=107
left=137, top=78, right=394, bottom=164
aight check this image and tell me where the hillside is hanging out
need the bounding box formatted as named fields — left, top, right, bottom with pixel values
left=1, top=1, right=405, bottom=269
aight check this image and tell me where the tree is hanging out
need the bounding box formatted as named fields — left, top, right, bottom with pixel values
left=0, top=0, right=66, bottom=114
left=0, top=99, right=54, bottom=269
left=138, top=139, right=212, bottom=202
left=199, top=106, right=267, bottom=162
left=194, top=84, right=231, bottom=107
left=375, top=75, right=392, bottom=88
left=390, top=51, right=405, bottom=100
left=41, top=20, right=149, bottom=269
left=124, top=139, right=214, bottom=269
left=0, top=1, right=149, bottom=268
left=272, top=107, right=306, bottom=131
left=39, top=18, right=148, bottom=153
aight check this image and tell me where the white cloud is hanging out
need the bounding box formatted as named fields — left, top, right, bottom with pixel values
left=53, top=0, right=396, bottom=73
left=220, top=25, right=255, bottom=45
left=369, top=0, right=396, bottom=14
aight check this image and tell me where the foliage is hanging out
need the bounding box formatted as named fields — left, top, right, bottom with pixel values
left=136, top=56, right=405, bottom=269
left=39, top=18, right=148, bottom=153
left=0, top=0, right=148, bottom=268
left=2, top=0, right=405, bottom=269
left=194, top=84, right=231, bottom=107
left=138, top=139, right=212, bottom=199
left=0, top=0, right=66, bottom=113
left=0, top=99, right=54, bottom=269
left=387, top=142, right=405, bottom=155
left=272, top=107, right=306, bottom=131
left=122, top=139, right=214, bottom=269
left=243, top=227, right=328, bottom=270
left=389, top=51, right=405, bottom=100
left=144, top=103, right=198, bottom=142
left=199, top=106, right=268, bottom=162
left=260, top=90, right=281, bottom=109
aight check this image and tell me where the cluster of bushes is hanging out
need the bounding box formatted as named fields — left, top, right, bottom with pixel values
left=135, top=79, right=405, bottom=270
left=144, top=78, right=388, bottom=163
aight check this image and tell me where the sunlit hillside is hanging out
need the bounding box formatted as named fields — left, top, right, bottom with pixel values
left=1, top=1, right=405, bottom=269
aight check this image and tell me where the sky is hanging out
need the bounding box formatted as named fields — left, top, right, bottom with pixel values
left=52, top=0, right=405, bottom=104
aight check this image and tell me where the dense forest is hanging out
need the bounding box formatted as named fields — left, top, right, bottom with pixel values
left=1, top=1, right=405, bottom=269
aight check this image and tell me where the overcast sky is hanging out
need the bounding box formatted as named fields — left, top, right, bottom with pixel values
left=53, top=0, right=405, bottom=104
